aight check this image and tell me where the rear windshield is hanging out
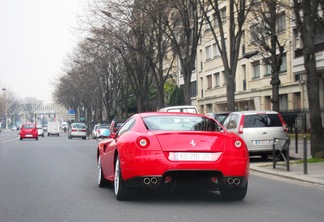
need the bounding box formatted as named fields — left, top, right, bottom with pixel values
left=22, top=124, right=35, bottom=129
left=72, top=124, right=86, bottom=129
left=244, top=114, right=282, bottom=128
left=143, top=115, right=222, bottom=131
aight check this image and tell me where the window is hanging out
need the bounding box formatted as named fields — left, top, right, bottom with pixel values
left=250, top=24, right=259, bottom=41
left=280, top=53, right=287, bottom=73
left=206, top=46, right=212, bottom=60
left=220, top=7, right=226, bottom=23
left=199, top=49, right=203, bottom=71
left=117, top=118, right=135, bottom=136
left=263, top=58, right=271, bottom=76
left=207, top=75, right=212, bottom=89
left=279, top=94, right=288, bottom=112
left=252, top=62, right=260, bottom=79
left=277, top=12, right=285, bottom=32
left=213, top=43, right=220, bottom=57
left=190, top=81, right=197, bottom=98
left=214, top=72, right=220, bottom=87
left=222, top=71, right=227, bottom=85
left=294, top=29, right=302, bottom=49
left=212, top=13, right=217, bottom=27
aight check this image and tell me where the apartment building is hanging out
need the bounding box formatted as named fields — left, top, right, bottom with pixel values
left=173, top=1, right=324, bottom=121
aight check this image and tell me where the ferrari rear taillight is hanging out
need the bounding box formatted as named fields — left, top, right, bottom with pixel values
left=234, top=139, right=243, bottom=149
left=136, top=136, right=150, bottom=148
left=238, top=115, right=245, bottom=134
left=278, top=113, right=288, bottom=133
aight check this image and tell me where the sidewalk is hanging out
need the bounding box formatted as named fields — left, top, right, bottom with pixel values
left=250, top=138, right=324, bottom=186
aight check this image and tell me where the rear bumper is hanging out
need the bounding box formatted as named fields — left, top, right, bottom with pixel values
left=119, top=151, right=249, bottom=190
left=124, top=171, right=248, bottom=191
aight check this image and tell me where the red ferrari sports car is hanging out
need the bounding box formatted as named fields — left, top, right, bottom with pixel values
left=97, top=112, right=249, bottom=201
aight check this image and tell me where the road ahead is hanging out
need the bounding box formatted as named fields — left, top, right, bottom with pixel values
left=1, top=130, right=324, bottom=222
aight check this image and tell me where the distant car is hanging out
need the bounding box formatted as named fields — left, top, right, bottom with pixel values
left=109, top=119, right=125, bottom=138
left=158, top=105, right=198, bottom=113
left=61, top=122, right=68, bottom=131
left=43, top=124, right=48, bottom=132
left=68, top=122, right=87, bottom=139
left=205, top=112, right=230, bottom=124
left=97, top=112, right=249, bottom=201
left=11, top=125, right=18, bottom=131
left=95, top=124, right=110, bottom=138
left=37, top=125, right=44, bottom=137
left=0, top=124, right=2, bottom=132
left=20, top=123, right=38, bottom=140
left=222, top=110, right=289, bottom=159
left=48, top=122, right=60, bottom=136
left=91, top=124, right=99, bottom=139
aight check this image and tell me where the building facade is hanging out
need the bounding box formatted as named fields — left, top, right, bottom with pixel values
left=173, top=1, right=324, bottom=128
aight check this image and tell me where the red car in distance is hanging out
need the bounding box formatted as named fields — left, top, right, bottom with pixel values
left=97, top=112, right=249, bottom=201
left=20, top=123, right=38, bottom=140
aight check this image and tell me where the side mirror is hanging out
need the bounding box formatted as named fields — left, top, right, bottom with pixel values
left=99, top=129, right=111, bottom=138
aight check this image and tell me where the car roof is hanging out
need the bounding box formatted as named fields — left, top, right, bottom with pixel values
left=138, top=112, right=207, bottom=118
left=229, top=110, right=279, bottom=115
left=72, top=122, right=85, bottom=125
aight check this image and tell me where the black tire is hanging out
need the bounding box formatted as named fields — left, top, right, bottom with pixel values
left=20, top=138, right=23, bottom=140
left=36, top=137, right=38, bottom=141
left=82, top=137, right=86, bottom=140
left=220, top=184, right=248, bottom=201
left=114, top=156, right=130, bottom=200
left=97, top=155, right=108, bottom=187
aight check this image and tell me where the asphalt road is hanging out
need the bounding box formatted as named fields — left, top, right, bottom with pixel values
left=1, top=130, right=324, bottom=222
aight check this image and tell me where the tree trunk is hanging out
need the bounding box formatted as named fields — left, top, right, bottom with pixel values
left=270, top=70, right=280, bottom=112
left=226, top=71, right=236, bottom=112
left=304, top=53, right=324, bottom=157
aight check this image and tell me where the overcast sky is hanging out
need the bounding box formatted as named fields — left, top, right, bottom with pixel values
left=0, top=0, right=85, bottom=102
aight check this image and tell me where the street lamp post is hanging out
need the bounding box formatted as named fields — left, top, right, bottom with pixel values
left=2, top=88, right=7, bottom=129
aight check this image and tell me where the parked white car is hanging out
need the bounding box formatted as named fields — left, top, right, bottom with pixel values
left=37, top=125, right=44, bottom=137
left=158, top=105, right=198, bottom=113
left=222, top=110, right=289, bottom=159
left=68, top=123, right=87, bottom=140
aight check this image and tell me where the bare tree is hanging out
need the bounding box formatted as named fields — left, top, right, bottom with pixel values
left=198, top=0, right=253, bottom=111
left=292, top=0, right=324, bottom=158
left=99, top=0, right=157, bottom=112
left=246, top=0, right=289, bottom=112
left=163, top=0, right=204, bottom=105
left=134, top=0, right=174, bottom=109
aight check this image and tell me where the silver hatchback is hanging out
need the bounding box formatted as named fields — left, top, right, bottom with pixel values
left=222, top=110, right=289, bottom=158
left=68, top=123, right=87, bottom=140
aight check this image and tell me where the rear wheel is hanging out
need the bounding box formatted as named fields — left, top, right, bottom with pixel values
left=97, top=155, right=108, bottom=187
left=220, top=184, right=248, bottom=201
left=36, top=137, right=38, bottom=141
left=114, top=156, right=129, bottom=200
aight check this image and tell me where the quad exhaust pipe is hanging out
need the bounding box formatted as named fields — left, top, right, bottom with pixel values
left=143, top=177, right=158, bottom=185
left=226, top=177, right=241, bottom=186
